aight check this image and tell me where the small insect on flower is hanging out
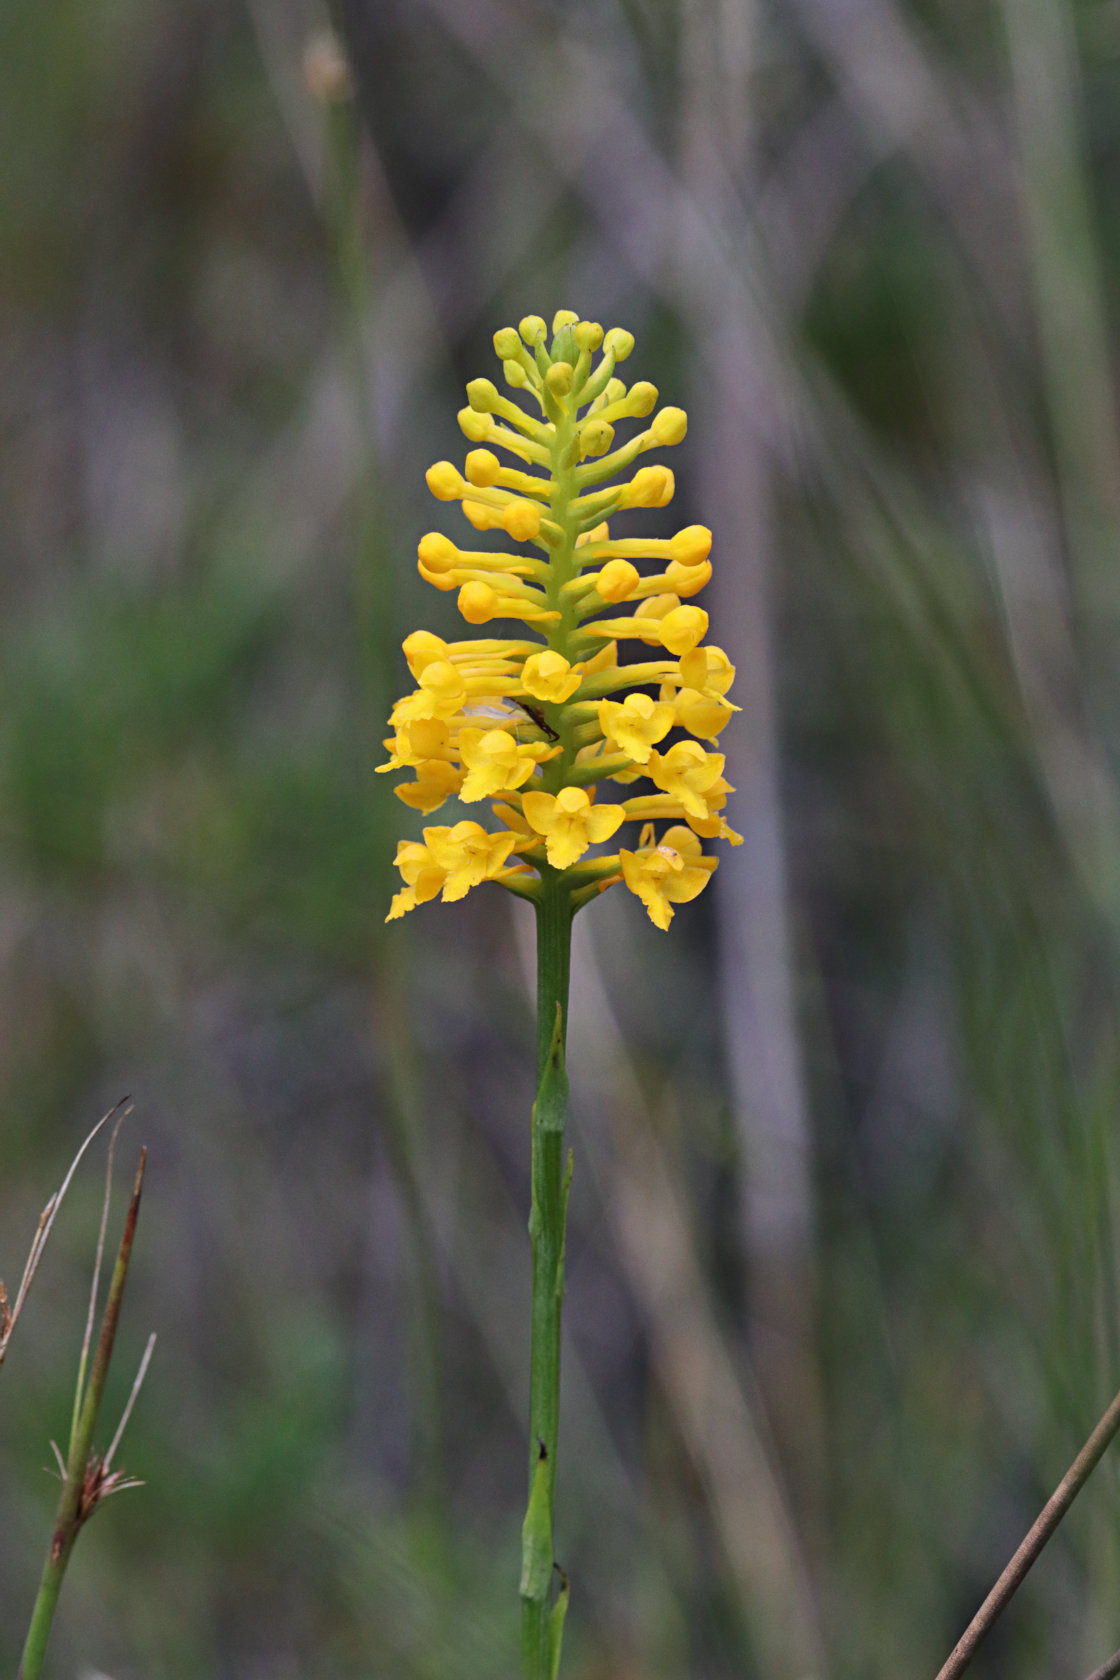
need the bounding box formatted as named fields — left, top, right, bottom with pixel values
left=515, top=702, right=560, bottom=743
left=381, top=310, right=740, bottom=927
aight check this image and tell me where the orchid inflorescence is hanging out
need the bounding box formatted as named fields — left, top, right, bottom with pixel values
left=380, top=309, right=741, bottom=930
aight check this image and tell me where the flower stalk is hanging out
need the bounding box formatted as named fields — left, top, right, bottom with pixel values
left=522, top=885, right=572, bottom=1678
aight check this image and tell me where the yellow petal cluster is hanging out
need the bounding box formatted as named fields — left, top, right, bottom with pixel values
left=382, top=311, right=740, bottom=928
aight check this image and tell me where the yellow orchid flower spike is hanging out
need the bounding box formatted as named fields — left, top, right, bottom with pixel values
left=382, top=310, right=738, bottom=934
left=380, top=312, right=740, bottom=1680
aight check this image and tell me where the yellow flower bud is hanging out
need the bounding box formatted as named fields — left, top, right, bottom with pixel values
left=596, top=560, right=640, bottom=603
left=546, top=363, right=574, bottom=398
left=578, top=418, right=614, bottom=459
left=552, top=308, right=579, bottom=334
left=426, top=461, right=464, bottom=500
left=504, top=360, right=529, bottom=389
left=519, top=315, right=547, bottom=346
left=666, top=558, right=712, bottom=597
left=650, top=406, right=687, bottom=446
left=502, top=499, right=542, bottom=541
left=659, top=605, right=708, bottom=655
left=493, top=327, right=522, bottom=359
left=465, top=449, right=501, bottom=487
left=574, top=321, right=604, bottom=352
left=417, top=532, right=459, bottom=573
left=466, top=378, right=500, bottom=412
left=621, top=465, right=675, bottom=508
left=669, top=525, right=712, bottom=567
left=402, top=630, right=449, bottom=678
left=603, top=327, right=635, bottom=361
left=458, top=407, right=493, bottom=443
left=459, top=581, right=499, bottom=623
left=627, top=382, right=659, bottom=418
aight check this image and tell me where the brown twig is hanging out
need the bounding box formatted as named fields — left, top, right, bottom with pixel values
left=934, top=1379, right=1120, bottom=1680
left=1084, top=1650, right=1120, bottom=1680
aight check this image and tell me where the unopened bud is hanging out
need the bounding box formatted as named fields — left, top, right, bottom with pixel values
left=597, top=560, right=640, bottom=602
left=458, top=581, right=499, bottom=624
left=546, top=363, right=574, bottom=398
left=458, top=407, right=493, bottom=442
left=466, top=378, right=500, bottom=413
left=465, top=449, right=501, bottom=487
left=650, top=406, right=687, bottom=446
left=502, top=499, right=542, bottom=541
left=417, top=533, right=459, bottom=573
left=426, top=461, right=464, bottom=501
left=669, top=525, right=712, bottom=567
left=627, top=382, right=658, bottom=418
left=579, top=419, right=614, bottom=459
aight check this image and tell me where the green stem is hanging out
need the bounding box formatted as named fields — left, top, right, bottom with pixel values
left=521, top=872, right=574, bottom=1680
left=18, top=1150, right=146, bottom=1680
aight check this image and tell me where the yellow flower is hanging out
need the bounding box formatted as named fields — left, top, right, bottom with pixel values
left=646, top=741, right=729, bottom=822
left=521, top=651, right=583, bottom=704
left=618, top=825, right=718, bottom=931
left=391, top=660, right=467, bottom=723
left=521, top=787, right=626, bottom=870
left=670, top=688, right=737, bottom=741
left=377, top=717, right=452, bottom=771
left=382, top=310, right=738, bottom=926
left=387, top=821, right=524, bottom=918
left=598, top=693, right=675, bottom=764
left=395, top=760, right=464, bottom=814
left=458, top=727, right=549, bottom=802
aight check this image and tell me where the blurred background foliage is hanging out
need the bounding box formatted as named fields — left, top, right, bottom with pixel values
left=4, top=0, right=1120, bottom=1675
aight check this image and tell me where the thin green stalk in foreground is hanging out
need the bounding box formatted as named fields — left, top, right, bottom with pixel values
left=19, top=1148, right=148, bottom=1680
left=521, top=875, right=574, bottom=1680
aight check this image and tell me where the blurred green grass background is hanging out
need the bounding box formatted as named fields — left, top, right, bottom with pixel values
left=5, top=0, right=1120, bottom=1675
